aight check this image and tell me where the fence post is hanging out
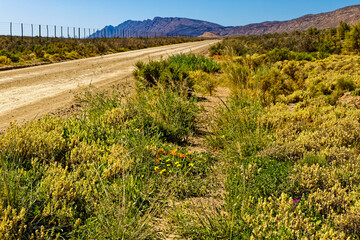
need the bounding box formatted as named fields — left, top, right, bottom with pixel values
left=39, top=25, right=41, bottom=37
left=61, top=26, right=63, bottom=38
left=10, top=22, right=12, bottom=41
left=31, top=24, right=33, bottom=38
left=54, top=25, right=56, bottom=38
left=21, top=23, right=24, bottom=41
left=46, top=25, right=49, bottom=38
left=73, top=27, right=75, bottom=38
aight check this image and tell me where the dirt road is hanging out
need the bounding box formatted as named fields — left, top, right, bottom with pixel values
left=0, top=40, right=219, bottom=131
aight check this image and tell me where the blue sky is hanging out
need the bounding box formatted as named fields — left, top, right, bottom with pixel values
left=0, top=0, right=359, bottom=28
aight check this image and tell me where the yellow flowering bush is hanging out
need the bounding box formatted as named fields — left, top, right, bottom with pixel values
left=0, top=116, right=66, bottom=164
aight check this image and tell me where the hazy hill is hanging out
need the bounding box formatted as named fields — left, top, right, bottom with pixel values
left=222, top=4, right=360, bottom=35
left=92, top=5, right=360, bottom=37
left=92, top=17, right=223, bottom=38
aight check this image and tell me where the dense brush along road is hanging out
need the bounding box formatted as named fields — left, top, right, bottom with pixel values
left=0, top=40, right=219, bottom=131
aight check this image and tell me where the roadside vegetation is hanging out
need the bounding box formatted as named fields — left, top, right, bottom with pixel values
left=0, top=54, right=221, bottom=239
left=178, top=22, right=360, bottom=239
left=0, top=36, right=203, bottom=68
left=2, top=21, right=360, bottom=239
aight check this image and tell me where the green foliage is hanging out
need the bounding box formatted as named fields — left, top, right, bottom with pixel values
left=209, top=88, right=267, bottom=158
left=298, top=153, right=328, bottom=167
left=0, top=56, right=12, bottom=66
left=337, top=21, right=351, bottom=40
left=190, top=70, right=220, bottom=96
left=344, top=23, right=360, bottom=52
left=336, top=77, right=355, bottom=91
left=134, top=54, right=220, bottom=94
left=222, top=58, right=250, bottom=89
left=134, top=88, right=200, bottom=143
left=267, top=48, right=293, bottom=62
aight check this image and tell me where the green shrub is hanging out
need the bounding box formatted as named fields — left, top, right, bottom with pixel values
left=0, top=55, right=12, bottom=66
left=351, top=88, right=360, bottom=96
left=134, top=54, right=220, bottom=94
left=336, top=77, right=356, bottom=91
left=267, top=48, right=293, bottom=62
left=191, top=70, right=219, bottom=96
left=222, top=59, right=250, bottom=90
left=135, top=88, right=199, bottom=143
left=298, top=154, right=328, bottom=167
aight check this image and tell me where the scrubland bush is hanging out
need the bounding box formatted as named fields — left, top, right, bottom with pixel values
left=134, top=88, right=200, bottom=143
left=134, top=54, right=220, bottom=95
left=0, top=56, right=12, bottom=66
left=222, top=58, right=250, bottom=89
left=190, top=70, right=219, bottom=96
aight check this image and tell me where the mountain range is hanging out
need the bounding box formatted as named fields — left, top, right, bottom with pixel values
left=91, top=5, right=360, bottom=38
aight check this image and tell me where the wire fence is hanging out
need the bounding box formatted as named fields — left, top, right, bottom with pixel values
left=0, top=22, right=181, bottom=40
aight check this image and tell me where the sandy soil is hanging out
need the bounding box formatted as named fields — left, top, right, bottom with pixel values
left=0, top=40, right=220, bottom=132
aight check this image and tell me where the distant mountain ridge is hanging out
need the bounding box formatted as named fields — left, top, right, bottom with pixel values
left=222, top=4, right=360, bottom=35
left=92, top=5, right=360, bottom=38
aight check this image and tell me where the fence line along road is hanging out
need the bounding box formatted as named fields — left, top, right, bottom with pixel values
left=0, top=21, right=184, bottom=41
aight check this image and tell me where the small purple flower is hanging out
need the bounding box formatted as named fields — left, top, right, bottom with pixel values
left=292, top=199, right=300, bottom=204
